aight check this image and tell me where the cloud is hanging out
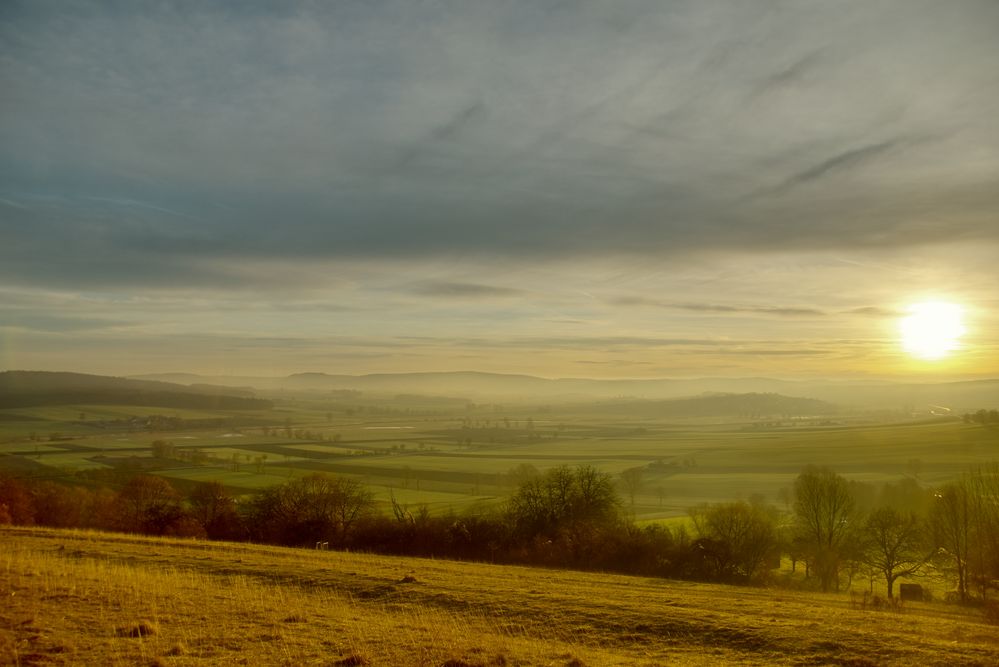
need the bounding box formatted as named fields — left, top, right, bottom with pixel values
left=575, top=360, right=653, bottom=366
left=754, top=49, right=827, bottom=95
left=0, top=0, right=997, bottom=292
left=846, top=306, right=903, bottom=318
left=394, top=335, right=791, bottom=352
left=395, top=102, right=488, bottom=170
left=608, top=297, right=826, bottom=317
left=1, top=314, right=129, bottom=333
left=711, top=349, right=831, bottom=357
left=770, top=140, right=900, bottom=193
left=410, top=282, right=526, bottom=299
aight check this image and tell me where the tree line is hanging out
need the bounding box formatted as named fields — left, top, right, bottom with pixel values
left=1, top=463, right=997, bottom=604
left=963, top=409, right=999, bottom=425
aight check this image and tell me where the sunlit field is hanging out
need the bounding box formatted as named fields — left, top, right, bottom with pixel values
left=2, top=526, right=998, bottom=666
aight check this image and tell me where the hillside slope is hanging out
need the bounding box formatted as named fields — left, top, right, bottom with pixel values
left=0, top=371, right=271, bottom=410
left=2, top=527, right=997, bottom=666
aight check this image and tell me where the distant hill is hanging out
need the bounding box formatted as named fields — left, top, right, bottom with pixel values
left=130, top=370, right=999, bottom=411
left=135, top=370, right=800, bottom=399
left=0, top=371, right=271, bottom=410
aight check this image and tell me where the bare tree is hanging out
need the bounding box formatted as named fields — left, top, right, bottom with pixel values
left=506, top=463, right=539, bottom=488
left=248, top=473, right=374, bottom=546
left=944, top=465, right=999, bottom=601
left=190, top=481, right=242, bottom=539
left=507, top=465, right=619, bottom=539
left=0, top=475, right=35, bottom=526
left=861, top=507, right=931, bottom=598
left=31, top=481, right=88, bottom=528
left=930, top=480, right=973, bottom=602
left=620, top=467, right=644, bottom=508
left=573, top=465, right=619, bottom=526
left=793, top=466, right=857, bottom=592
left=967, top=464, right=999, bottom=601
left=114, top=475, right=188, bottom=535
left=694, top=501, right=778, bottom=582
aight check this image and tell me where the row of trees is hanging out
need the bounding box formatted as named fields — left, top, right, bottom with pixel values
left=789, top=464, right=999, bottom=601
left=962, top=409, right=999, bottom=425
left=0, top=473, right=203, bottom=536
left=1, top=463, right=997, bottom=601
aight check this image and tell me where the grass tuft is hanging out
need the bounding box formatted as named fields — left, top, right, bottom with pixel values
left=116, top=620, right=159, bottom=638
left=332, top=654, right=369, bottom=666
left=164, top=642, right=186, bottom=656
left=439, top=649, right=510, bottom=667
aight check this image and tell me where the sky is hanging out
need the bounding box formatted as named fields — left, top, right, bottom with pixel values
left=2, top=0, right=998, bottom=380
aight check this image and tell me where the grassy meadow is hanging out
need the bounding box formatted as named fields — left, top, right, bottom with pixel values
left=2, top=395, right=998, bottom=519
left=2, top=526, right=998, bottom=666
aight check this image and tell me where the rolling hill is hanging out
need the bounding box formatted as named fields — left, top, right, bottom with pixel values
left=3, top=526, right=997, bottom=666
left=0, top=371, right=271, bottom=410
left=130, top=370, right=999, bottom=411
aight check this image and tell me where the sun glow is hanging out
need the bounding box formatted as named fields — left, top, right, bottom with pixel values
left=900, top=301, right=966, bottom=360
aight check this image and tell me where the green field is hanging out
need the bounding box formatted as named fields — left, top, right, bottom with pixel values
left=2, top=398, right=998, bottom=518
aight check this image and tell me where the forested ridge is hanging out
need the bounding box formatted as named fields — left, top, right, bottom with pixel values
left=0, top=371, right=270, bottom=410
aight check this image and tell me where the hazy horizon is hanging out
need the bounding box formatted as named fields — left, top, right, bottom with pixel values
left=2, top=1, right=998, bottom=381
left=42, top=368, right=999, bottom=385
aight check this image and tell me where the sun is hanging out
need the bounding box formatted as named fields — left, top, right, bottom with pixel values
left=899, top=301, right=966, bottom=360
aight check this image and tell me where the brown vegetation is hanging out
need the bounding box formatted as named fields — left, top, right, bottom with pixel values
left=2, top=462, right=998, bottom=603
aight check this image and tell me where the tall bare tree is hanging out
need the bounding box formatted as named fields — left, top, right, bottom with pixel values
left=793, top=466, right=857, bottom=592
left=967, top=465, right=999, bottom=600
left=930, top=480, right=973, bottom=602
left=936, top=465, right=999, bottom=601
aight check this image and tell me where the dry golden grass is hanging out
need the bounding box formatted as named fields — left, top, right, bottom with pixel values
left=2, top=526, right=997, bottom=666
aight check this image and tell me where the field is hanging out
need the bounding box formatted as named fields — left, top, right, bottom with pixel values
left=2, top=395, right=998, bottom=518
left=2, top=526, right=998, bottom=666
